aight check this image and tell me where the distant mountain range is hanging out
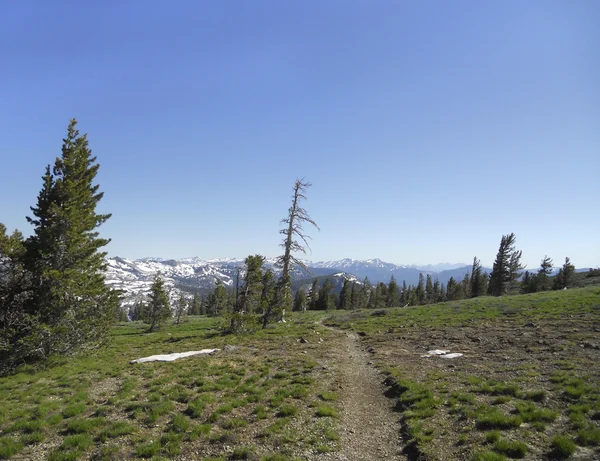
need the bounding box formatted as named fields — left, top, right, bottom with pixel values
left=104, top=256, right=491, bottom=308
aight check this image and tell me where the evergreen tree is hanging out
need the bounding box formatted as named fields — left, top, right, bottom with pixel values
left=146, top=273, right=171, bottom=332
left=272, top=179, right=319, bottom=324
left=190, top=293, right=202, bottom=315
left=537, top=255, right=553, bottom=291
left=400, top=280, right=408, bottom=305
left=207, top=280, right=227, bottom=317
left=307, top=278, right=319, bottom=310
left=350, top=282, right=358, bottom=310
left=521, top=270, right=536, bottom=293
left=316, top=278, right=334, bottom=310
left=0, top=226, right=34, bottom=372
left=488, top=233, right=524, bottom=296
left=130, top=299, right=145, bottom=321
left=293, top=289, right=307, bottom=312
left=425, top=274, right=434, bottom=303
left=374, top=282, right=387, bottom=308
left=236, top=255, right=264, bottom=331
left=24, top=119, right=118, bottom=357
left=386, top=275, right=400, bottom=307
left=446, top=277, right=457, bottom=300
left=361, top=277, right=371, bottom=309
left=416, top=273, right=426, bottom=304
left=260, top=269, right=276, bottom=315
left=554, top=257, right=575, bottom=289
left=469, top=257, right=487, bottom=298
left=433, top=279, right=441, bottom=303
left=174, top=294, right=187, bottom=324
left=339, top=279, right=351, bottom=310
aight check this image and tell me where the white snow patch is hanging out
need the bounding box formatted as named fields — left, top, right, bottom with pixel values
left=130, top=349, right=219, bottom=364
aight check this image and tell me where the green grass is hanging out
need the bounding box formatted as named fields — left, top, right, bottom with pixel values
left=492, top=438, right=528, bottom=458
left=315, top=405, right=337, bottom=418
left=0, top=288, right=599, bottom=461
left=550, top=435, right=577, bottom=458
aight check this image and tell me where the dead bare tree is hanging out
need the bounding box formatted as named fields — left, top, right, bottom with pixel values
left=263, top=179, right=319, bottom=328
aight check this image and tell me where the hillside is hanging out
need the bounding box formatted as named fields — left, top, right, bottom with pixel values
left=0, top=287, right=598, bottom=460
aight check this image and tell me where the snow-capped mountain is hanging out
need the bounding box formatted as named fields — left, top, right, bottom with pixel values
left=105, top=256, right=478, bottom=311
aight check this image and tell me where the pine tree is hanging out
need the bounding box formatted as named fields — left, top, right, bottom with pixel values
left=488, top=233, right=524, bottom=296
left=433, top=279, right=441, bottom=303
left=339, top=279, right=351, bottom=310
left=260, top=269, right=276, bottom=315
left=307, top=278, right=319, bottom=310
left=416, top=273, right=426, bottom=304
left=469, top=257, right=487, bottom=298
left=386, top=275, right=399, bottom=307
left=271, top=179, right=319, bottom=325
left=174, top=294, right=187, bottom=324
left=146, top=273, right=171, bottom=332
left=190, top=293, right=202, bottom=315
left=316, top=278, right=333, bottom=310
left=537, top=256, right=553, bottom=291
left=350, top=282, right=358, bottom=310
left=425, top=274, right=434, bottom=303
left=24, top=119, right=118, bottom=356
left=0, top=226, right=34, bottom=372
left=207, top=280, right=227, bottom=317
left=237, top=255, right=264, bottom=331
left=400, top=280, right=408, bottom=305
left=554, top=257, right=575, bottom=289
left=361, top=277, right=371, bottom=309
left=293, top=289, right=307, bottom=312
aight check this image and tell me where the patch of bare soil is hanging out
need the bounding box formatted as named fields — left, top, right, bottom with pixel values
left=319, top=329, right=405, bottom=461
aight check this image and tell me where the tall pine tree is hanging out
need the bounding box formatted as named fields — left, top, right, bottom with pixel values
left=24, top=119, right=118, bottom=357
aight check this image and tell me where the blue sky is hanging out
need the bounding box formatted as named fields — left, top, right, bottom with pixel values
left=1, top=1, right=598, bottom=268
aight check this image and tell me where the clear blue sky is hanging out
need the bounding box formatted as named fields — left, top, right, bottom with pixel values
left=1, top=1, right=598, bottom=268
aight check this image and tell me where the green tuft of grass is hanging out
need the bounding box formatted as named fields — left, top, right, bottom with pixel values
left=230, top=446, right=253, bottom=459
left=61, top=433, right=93, bottom=450
left=170, top=413, right=190, bottom=433
left=277, top=404, right=298, bottom=417
left=551, top=435, right=576, bottom=458
left=471, top=451, right=507, bottom=461
left=97, top=421, right=136, bottom=442
left=476, top=408, right=522, bottom=430
left=65, top=417, right=104, bottom=434
left=62, top=403, right=86, bottom=418
left=135, top=439, right=161, bottom=458
left=0, top=438, right=24, bottom=459
left=493, top=438, right=528, bottom=458
left=318, top=391, right=339, bottom=401
left=577, top=426, right=600, bottom=446
left=514, top=402, right=558, bottom=423
left=315, top=405, right=337, bottom=418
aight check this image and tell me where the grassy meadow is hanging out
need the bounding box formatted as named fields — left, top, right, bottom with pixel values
left=0, top=286, right=599, bottom=460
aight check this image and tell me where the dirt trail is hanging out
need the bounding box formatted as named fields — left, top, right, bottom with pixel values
left=321, top=329, right=405, bottom=461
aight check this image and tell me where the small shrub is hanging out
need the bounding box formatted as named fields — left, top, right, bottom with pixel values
left=230, top=446, right=253, bottom=459
left=171, top=413, right=190, bottom=433
left=136, top=439, right=161, bottom=457
left=315, top=405, right=337, bottom=418
left=485, top=431, right=500, bottom=443
left=61, top=433, right=93, bottom=450
left=98, top=421, right=136, bottom=442
left=577, top=426, right=600, bottom=446
left=62, top=403, right=86, bottom=418
left=318, top=391, right=339, bottom=401
left=471, top=451, right=507, bottom=461
left=550, top=435, right=576, bottom=458
left=277, top=404, right=298, bottom=417
left=0, top=437, right=24, bottom=459
left=524, top=390, right=545, bottom=402
left=493, top=438, right=528, bottom=458
left=476, top=409, right=522, bottom=430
